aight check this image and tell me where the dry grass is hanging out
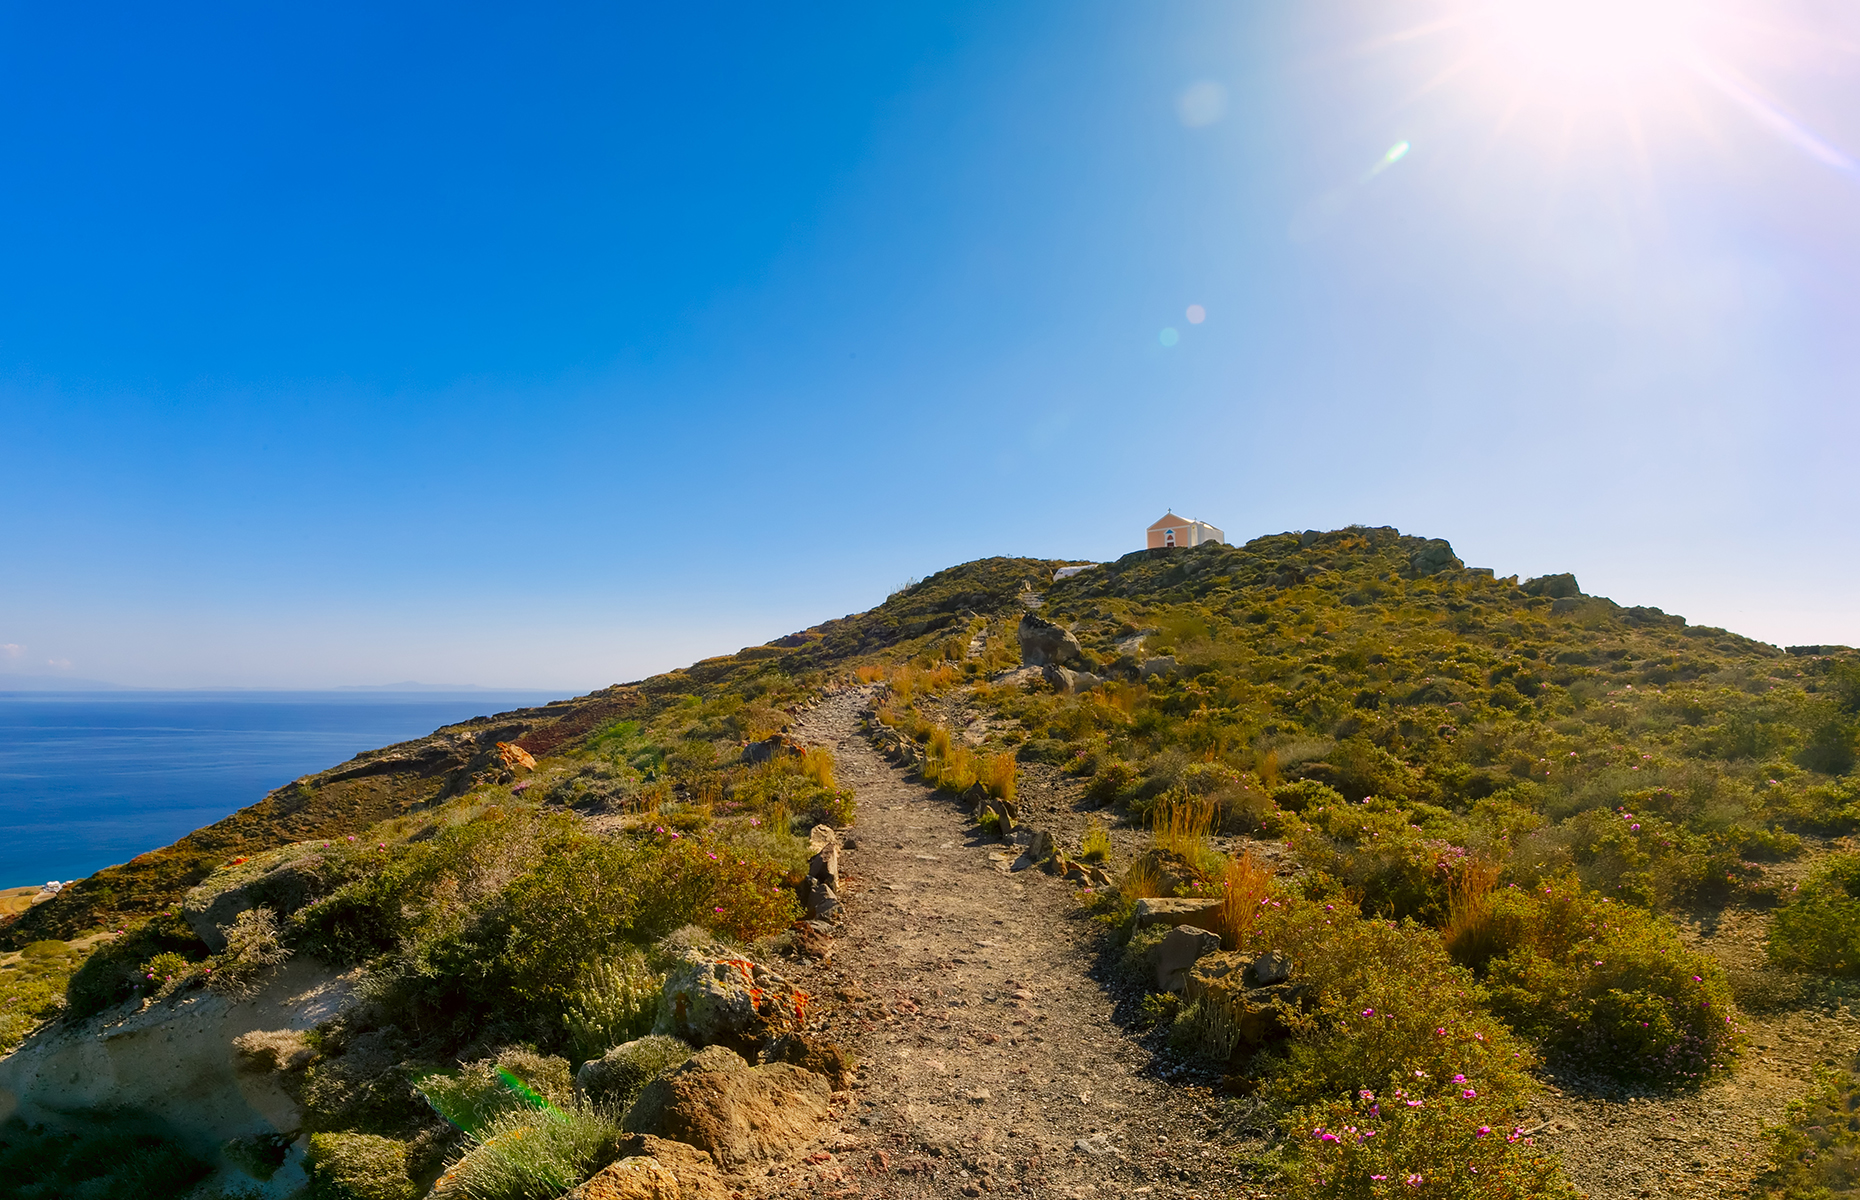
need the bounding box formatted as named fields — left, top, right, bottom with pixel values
left=1215, top=851, right=1274, bottom=950
left=1123, top=855, right=1163, bottom=900
left=1152, top=795, right=1219, bottom=861
left=801, top=747, right=836, bottom=791
left=854, top=664, right=887, bottom=684
left=983, top=753, right=1016, bottom=801
left=1095, top=682, right=1141, bottom=721
left=1080, top=818, right=1112, bottom=863
left=1257, top=749, right=1280, bottom=789
left=918, top=723, right=981, bottom=792
left=1441, top=858, right=1507, bottom=970
left=630, top=783, right=668, bottom=816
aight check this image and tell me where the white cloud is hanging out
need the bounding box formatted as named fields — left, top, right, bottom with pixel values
left=0, top=644, right=19, bottom=660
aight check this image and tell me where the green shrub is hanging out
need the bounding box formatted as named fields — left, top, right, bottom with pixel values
left=562, top=952, right=662, bottom=1063
left=1770, top=854, right=1860, bottom=975
left=416, top=1048, right=574, bottom=1135
left=305, top=1131, right=417, bottom=1200
left=208, top=906, right=292, bottom=996
left=1273, top=779, right=1345, bottom=813
left=1459, top=882, right=1741, bottom=1084
left=301, top=1032, right=428, bottom=1136
left=434, top=1106, right=624, bottom=1200
left=1085, top=759, right=1140, bottom=805
left=575, top=1035, right=693, bottom=1110
left=1284, top=793, right=1467, bottom=923
left=1283, top=1090, right=1576, bottom=1200
left=1753, top=1067, right=1860, bottom=1199
left=64, top=910, right=208, bottom=1020
left=1223, top=902, right=1570, bottom=1199
left=300, top=815, right=798, bottom=1042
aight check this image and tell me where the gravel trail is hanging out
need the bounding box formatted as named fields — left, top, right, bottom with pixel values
left=751, top=686, right=1249, bottom=1200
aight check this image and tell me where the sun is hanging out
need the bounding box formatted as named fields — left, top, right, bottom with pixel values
left=1473, top=0, right=1700, bottom=85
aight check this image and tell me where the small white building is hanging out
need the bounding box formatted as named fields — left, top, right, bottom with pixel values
left=1147, top=511, right=1223, bottom=549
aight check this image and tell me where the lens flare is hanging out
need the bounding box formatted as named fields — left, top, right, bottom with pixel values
left=1177, top=81, right=1227, bottom=127
left=1185, top=305, right=1206, bottom=324
left=1159, top=328, right=1180, bottom=347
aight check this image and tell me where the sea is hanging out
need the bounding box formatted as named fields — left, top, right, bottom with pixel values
left=0, top=690, right=564, bottom=890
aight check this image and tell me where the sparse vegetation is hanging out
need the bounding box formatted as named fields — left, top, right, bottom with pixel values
left=561, top=952, right=662, bottom=1063
left=1769, top=853, right=1860, bottom=975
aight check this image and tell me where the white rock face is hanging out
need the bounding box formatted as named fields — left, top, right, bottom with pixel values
left=0, top=956, right=358, bottom=1196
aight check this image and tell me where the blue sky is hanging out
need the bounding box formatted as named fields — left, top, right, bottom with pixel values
left=2, top=0, right=1857, bottom=691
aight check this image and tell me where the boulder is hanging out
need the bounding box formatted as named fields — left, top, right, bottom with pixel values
left=1549, top=596, right=1583, bottom=615
left=1145, top=926, right=1221, bottom=992
left=741, top=735, right=801, bottom=765
left=562, top=1134, right=727, bottom=1200
left=803, top=879, right=841, bottom=922
left=1017, top=614, right=1083, bottom=667
left=623, top=1045, right=833, bottom=1171
left=1244, top=949, right=1293, bottom=987
left=1520, top=572, right=1580, bottom=599
left=653, top=943, right=809, bottom=1055
left=1137, top=656, right=1178, bottom=681
left=980, top=798, right=1016, bottom=837
left=1131, top=896, right=1223, bottom=933
left=807, top=825, right=841, bottom=892
left=1405, top=539, right=1463, bottom=577
left=1185, top=952, right=1311, bottom=1047
left=576, top=1035, right=694, bottom=1109
left=1023, top=829, right=1055, bottom=863
left=1123, top=893, right=1227, bottom=941
left=759, top=1032, right=855, bottom=1089
left=1041, top=664, right=1102, bottom=693
left=495, top=742, right=538, bottom=771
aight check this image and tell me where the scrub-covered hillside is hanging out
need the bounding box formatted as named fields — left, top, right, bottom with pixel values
left=3, top=527, right=1856, bottom=1200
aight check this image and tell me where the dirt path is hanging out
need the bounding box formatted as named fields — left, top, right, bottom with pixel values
left=754, top=686, right=1251, bottom=1200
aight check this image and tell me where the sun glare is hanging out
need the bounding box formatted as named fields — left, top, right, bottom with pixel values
left=1478, top=0, right=1698, bottom=83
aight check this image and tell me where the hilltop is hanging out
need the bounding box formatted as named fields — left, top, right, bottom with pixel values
left=3, top=526, right=1859, bottom=1200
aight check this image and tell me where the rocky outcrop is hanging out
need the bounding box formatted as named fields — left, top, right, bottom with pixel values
left=1130, top=895, right=1223, bottom=933
left=623, top=1045, right=833, bottom=1171
left=652, top=940, right=809, bottom=1055
left=804, top=826, right=842, bottom=921
left=562, top=1134, right=727, bottom=1200
left=1138, top=656, right=1178, bottom=681
left=1042, top=665, right=1102, bottom=693
left=1147, top=926, right=1221, bottom=992
left=741, top=735, right=802, bottom=765
left=182, top=843, right=340, bottom=952
left=1404, top=539, right=1463, bottom=578
left=0, top=956, right=357, bottom=1193
left=1521, top=572, right=1580, bottom=599
left=1186, top=950, right=1311, bottom=1048
left=1016, top=614, right=1082, bottom=667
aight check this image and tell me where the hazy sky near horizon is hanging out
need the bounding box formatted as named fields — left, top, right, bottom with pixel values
left=3, top=0, right=1858, bottom=692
